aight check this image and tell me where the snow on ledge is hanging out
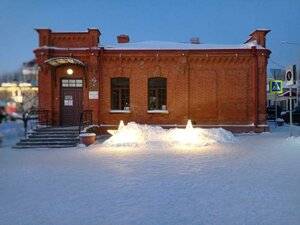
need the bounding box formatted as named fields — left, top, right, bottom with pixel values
left=110, top=110, right=131, bottom=113
left=79, top=133, right=96, bottom=137
left=147, top=110, right=169, bottom=114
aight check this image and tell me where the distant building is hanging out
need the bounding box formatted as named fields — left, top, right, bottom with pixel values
left=267, top=69, right=299, bottom=112
left=22, top=59, right=38, bottom=85
left=34, top=28, right=271, bottom=132
left=0, top=82, right=38, bottom=113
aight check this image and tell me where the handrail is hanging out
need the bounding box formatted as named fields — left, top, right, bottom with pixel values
left=79, top=110, right=93, bottom=134
left=23, top=109, right=50, bottom=138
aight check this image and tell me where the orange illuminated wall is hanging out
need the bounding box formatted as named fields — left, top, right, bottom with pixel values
left=34, top=28, right=271, bottom=132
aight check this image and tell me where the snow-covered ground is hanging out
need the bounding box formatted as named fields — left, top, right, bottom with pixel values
left=0, top=121, right=24, bottom=147
left=1, top=121, right=300, bottom=225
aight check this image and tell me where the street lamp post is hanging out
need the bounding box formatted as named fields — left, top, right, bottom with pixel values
left=281, top=41, right=300, bottom=47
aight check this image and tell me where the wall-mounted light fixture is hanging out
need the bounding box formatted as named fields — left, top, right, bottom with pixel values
left=67, top=68, right=74, bottom=75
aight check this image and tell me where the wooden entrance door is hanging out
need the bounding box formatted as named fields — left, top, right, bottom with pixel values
left=60, top=79, right=83, bottom=126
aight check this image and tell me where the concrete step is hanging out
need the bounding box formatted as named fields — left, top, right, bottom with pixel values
left=28, top=133, right=79, bottom=138
left=27, top=135, right=79, bottom=140
left=29, top=130, right=79, bottom=135
left=13, top=144, right=78, bottom=149
left=33, top=127, right=78, bottom=131
left=33, top=129, right=79, bottom=133
left=16, top=126, right=82, bottom=149
left=18, top=140, right=79, bottom=145
left=17, top=140, right=78, bottom=145
left=20, top=136, right=79, bottom=142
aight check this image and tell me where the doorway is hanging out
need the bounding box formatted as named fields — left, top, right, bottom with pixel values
left=60, top=79, right=83, bottom=126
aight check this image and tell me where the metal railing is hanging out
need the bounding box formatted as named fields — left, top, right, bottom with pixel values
left=79, top=110, right=93, bottom=134
left=23, top=109, right=50, bottom=138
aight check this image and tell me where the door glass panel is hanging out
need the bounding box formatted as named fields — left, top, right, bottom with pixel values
left=76, top=80, right=83, bottom=87
left=62, top=79, right=83, bottom=87
left=69, top=80, right=76, bottom=87
left=64, top=100, right=73, bottom=106
left=64, top=95, right=73, bottom=106
left=65, top=95, right=73, bottom=100
left=62, top=79, right=69, bottom=87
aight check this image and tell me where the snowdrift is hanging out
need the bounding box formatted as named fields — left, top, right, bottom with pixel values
left=103, top=122, right=236, bottom=148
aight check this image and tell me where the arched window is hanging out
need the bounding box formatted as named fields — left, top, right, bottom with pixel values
left=148, top=77, right=167, bottom=110
left=111, top=78, right=130, bottom=110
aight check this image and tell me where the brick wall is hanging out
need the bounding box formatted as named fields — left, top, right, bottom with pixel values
left=99, top=51, right=265, bottom=131
left=34, top=29, right=271, bottom=132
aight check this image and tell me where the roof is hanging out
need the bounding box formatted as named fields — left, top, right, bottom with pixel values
left=279, top=90, right=297, bottom=97
left=101, top=40, right=265, bottom=50
left=36, top=40, right=268, bottom=52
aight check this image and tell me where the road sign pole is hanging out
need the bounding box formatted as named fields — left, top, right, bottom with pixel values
left=289, top=87, right=293, bottom=137
left=275, top=94, right=277, bottom=128
left=270, top=80, right=283, bottom=128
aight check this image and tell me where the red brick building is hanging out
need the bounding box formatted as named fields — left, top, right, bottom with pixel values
left=34, top=28, right=271, bottom=132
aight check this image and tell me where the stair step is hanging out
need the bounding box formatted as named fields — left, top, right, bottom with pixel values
left=13, top=144, right=78, bottom=149
left=30, top=131, right=79, bottom=134
left=33, top=129, right=79, bottom=133
left=16, top=126, right=84, bottom=149
left=16, top=140, right=79, bottom=145
left=17, top=141, right=79, bottom=145
left=20, top=138, right=79, bottom=142
left=34, top=127, right=78, bottom=130
left=36, top=126, right=78, bottom=129
left=28, top=135, right=79, bottom=138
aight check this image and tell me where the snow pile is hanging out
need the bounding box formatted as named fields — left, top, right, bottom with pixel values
left=286, top=136, right=300, bottom=143
left=103, top=122, right=236, bottom=148
left=168, top=127, right=237, bottom=147
left=104, top=123, right=163, bottom=147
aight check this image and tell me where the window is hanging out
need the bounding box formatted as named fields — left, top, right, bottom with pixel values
left=61, top=79, right=82, bottom=87
left=148, top=77, right=167, bottom=110
left=111, top=78, right=130, bottom=110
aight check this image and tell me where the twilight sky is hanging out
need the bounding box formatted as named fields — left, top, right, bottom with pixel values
left=0, top=0, right=299, bottom=75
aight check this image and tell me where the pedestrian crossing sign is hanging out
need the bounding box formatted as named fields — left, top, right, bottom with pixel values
left=270, top=80, right=283, bottom=94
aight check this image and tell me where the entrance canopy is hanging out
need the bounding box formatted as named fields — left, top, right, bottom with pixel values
left=45, top=57, right=85, bottom=67
left=44, top=57, right=87, bottom=88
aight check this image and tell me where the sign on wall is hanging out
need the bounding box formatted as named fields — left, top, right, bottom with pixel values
left=269, top=80, right=283, bottom=94
left=89, top=91, right=98, bottom=99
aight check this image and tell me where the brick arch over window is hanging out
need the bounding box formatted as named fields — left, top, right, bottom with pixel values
left=148, top=77, right=167, bottom=110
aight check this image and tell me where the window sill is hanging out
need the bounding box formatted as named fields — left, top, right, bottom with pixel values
left=110, top=110, right=131, bottom=114
left=147, top=110, right=169, bottom=114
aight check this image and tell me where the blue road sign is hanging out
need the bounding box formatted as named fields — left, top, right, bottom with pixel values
left=270, top=80, right=283, bottom=94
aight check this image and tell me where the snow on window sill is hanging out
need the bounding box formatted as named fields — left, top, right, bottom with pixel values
left=110, top=110, right=131, bottom=114
left=147, top=110, right=169, bottom=114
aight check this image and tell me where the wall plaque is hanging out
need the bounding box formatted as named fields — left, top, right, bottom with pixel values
left=89, top=91, right=98, bottom=99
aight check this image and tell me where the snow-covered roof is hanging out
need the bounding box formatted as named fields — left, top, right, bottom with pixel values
left=37, top=40, right=266, bottom=51
left=102, top=40, right=265, bottom=50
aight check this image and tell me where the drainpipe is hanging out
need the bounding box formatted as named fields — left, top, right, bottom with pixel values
left=186, top=51, right=190, bottom=121
left=97, top=48, right=103, bottom=125
left=252, top=46, right=258, bottom=127
left=51, top=67, right=56, bottom=126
